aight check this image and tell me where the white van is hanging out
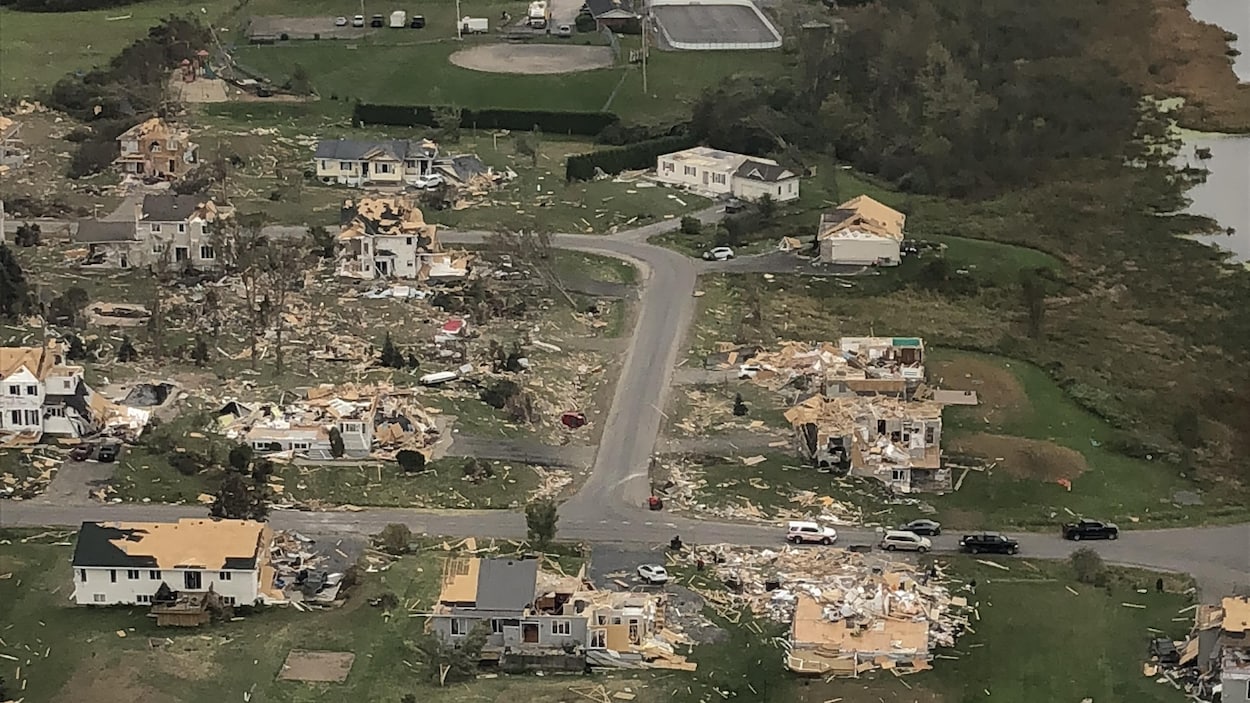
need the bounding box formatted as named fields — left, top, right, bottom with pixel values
left=786, top=520, right=837, bottom=545
left=879, top=530, right=932, bottom=552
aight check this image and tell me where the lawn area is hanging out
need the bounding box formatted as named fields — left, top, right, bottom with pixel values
left=928, top=350, right=1250, bottom=529
left=666, top=556, right=1191, bottom=703
left=0, top=531, right=652, bottom=703
left=0, top=0, right=238, bottom=98
left=551, top=251, right=638, bottom=285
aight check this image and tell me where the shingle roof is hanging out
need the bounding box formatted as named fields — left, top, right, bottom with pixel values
left=71, top=519, right=265, bottom=570
left=73, top=219, right=137, bottom=243
left=584, top=0, right=634, bottom=18
left=142, top=194, right=210, bottom=222
left=314, top=139, right=437, bottom=161
left=474, top=558, right=538, bottom=611
left=734, top=159, right=795, bottom=183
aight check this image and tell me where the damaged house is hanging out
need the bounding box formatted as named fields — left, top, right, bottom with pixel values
left=74, top=194, right=227, bottom=270
left=817, top=195, right=906, bottom=267
left=314, top=138, right=439, bottom=187
left=336, top=196, right=470, bottom=280
left=113, top=117, right=199, bottom=180
left=784, top=395, right=947, bottom=493
left=1156, top=596, right=1250, bottom=702
left=70, top=518, right=285, bottom=607
left=1, top=339, right=111, bottom=441
left=737, top=337, right=926, bottom=397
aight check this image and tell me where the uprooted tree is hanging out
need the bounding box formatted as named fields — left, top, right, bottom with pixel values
left=411, top=621, right=489, bottom=685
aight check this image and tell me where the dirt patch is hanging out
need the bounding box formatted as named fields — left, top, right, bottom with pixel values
left=929, top=355, right=1027, bottom=423
left=949, top=433, right=1088, bottom=482
left=54, top=659, right=176, bottom=703
left=277, top=650, right=355, bottom=682
left=449, top=44, right=615, bottom=74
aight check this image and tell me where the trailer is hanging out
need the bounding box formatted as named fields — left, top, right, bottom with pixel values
left=389, top=10, right=407, bottom=28
left=527, top=0, right=549, bottom=29
left=460, top=16, right=488, bottom=33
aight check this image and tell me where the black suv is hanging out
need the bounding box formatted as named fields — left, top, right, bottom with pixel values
left=959, top=533, right=1019, bottom=555
left=96, top=443, right=121, bottom=463
left=1062, top=519, right=1119, bottom=541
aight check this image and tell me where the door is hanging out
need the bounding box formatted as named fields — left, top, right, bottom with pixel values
left=169, top=159, right=176, bottom=172
left=175, top=247, right=189, bottom=262
left=361, top=162, right=370, bottom=178
left=522, top=623, right=539, bottom=643
left=184, top=570, right=202, bottom=590
left=702, top=170, right=709, bottom=186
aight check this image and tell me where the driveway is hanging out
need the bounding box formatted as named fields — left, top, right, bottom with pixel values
left=35, top=458, right=118, bottom=506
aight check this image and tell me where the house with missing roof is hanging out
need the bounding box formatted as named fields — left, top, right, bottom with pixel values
left=113, top=117, right=199, bottom=181
left=71, top=518, right=284, bottom=607
left=654, top=146, right=800, bottom=202
left=315, top=138, right=439, bottom=187
left=336, top=195, right=469, bottom=280
left=73, top=194, right=227, bottom=270
left=816, top=195, right=906, bottom=266
left=0, top=339, right=105, bottom=441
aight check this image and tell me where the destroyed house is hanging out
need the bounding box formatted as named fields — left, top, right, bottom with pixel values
left=113, top=117, right=198, bottom=180
left=817, top=195, right=907, bottom=267
left=734, top=339, right=926, bottom=397
left=0, top=339, right=100, bottom=440
left=71, top=519, right=283, bottom=607
left=1176, top=596, right=1250, bottom=702
left=784, top=395, right=946, bottom=493
left=315, top=138, right=439, bottom=187
left=336, top=196, right=469, bottom=280
left=839, top=337, right=924, bottom=384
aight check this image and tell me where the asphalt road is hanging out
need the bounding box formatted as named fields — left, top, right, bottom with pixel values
left=4, top=207, right=1248, bottom=597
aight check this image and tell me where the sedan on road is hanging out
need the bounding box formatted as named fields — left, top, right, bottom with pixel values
left=702, top=246, right=735, bottom=261
left=637, top=564, right=669, bottom=584
left=899, top=518, right=942, bottom=536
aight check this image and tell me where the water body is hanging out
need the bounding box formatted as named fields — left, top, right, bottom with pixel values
left=1181, top=0, right=1250, bottom=262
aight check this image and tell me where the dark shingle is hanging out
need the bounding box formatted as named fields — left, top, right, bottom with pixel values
left=474, top=558, right=538, bottom=611
left=72, top=522, right=160, bottom=568
left=73, top=220, right=137, bottom=243
left=733, top=159, right=794, bottom=183
left=142, top=194, right=210, bottom=222
left=314, top=139, right=437, bottom=161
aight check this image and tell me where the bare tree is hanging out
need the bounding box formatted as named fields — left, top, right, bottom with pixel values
left=223, top=213, right=271, bottom=370
left=261, top=237, right=308, bottom=375
left=485, top=230, right=574, bottom=307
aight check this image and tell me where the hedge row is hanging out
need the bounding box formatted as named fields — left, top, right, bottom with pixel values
left=565, top=134, right=698, bottom=182
left=353, top=103, right=620, bottom=136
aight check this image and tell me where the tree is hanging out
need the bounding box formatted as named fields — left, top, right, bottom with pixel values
left=733, top=393, right=749, bottom=416
left=116, top=335, right=138, bottom=362
left=406, top=352, right=420, bottom=369
left=0, top=244, right=34, bottom=318
left=308, top=225, right=335, bottom=259
left=397, top=449, right=426, bottom=473
left=228, top=444, right=253, bottom=472
left=329, top=426, right=345, bottom=458
left=224, top=213, right=271, bottom=370
left=1069, top=547, right=1107, bottom=586
left=288, top=64, right=314, bottom=95
left=680, top=216, right=702, bottom=235
left=261, top=238, right=307, bottom=375
left=1019, top=268, right=1047, bottom=339
left=379, top=332, right=405, bottom=368
left=66, top=333, right=88, bottom=360
left=525, top=498, right=558, bottom=549
left=192, top=336, right=211, bottom=366
left=47, top=285, right=89, bottom=327
left=14, top=222, right=41, bottom=247
left=432, top=105, right=461, bottom=143
left=377, top=523, right=414, bottom=555
left=210, top=472, right=270, bottom=521
left=756, top=193, right=777, bottom=222
left=412, top=622, right=489, bottom=685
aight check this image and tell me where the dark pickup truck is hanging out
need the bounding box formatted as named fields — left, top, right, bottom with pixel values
left=959, top=533, right=1020, bottom=555
left=1062, top=519, right=1119, bottom=541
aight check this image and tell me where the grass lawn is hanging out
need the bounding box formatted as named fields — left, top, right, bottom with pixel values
left=552, top=251, right=638, bottom=285
left=666, top=556, right=1191, bottom=703
left=0, top=0, right=238, bottom=98
left=0, top=531, right=652, bottom=703
left=929, top=350, right=1250, bottom=529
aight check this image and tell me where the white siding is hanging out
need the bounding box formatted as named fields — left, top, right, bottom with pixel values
left=72, top=566, right=261, bottom=606
left=820, top=237, right=901, bottom=266
left=732, top=176, right=801, bottom=202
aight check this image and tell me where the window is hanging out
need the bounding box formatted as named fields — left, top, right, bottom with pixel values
left=924, top=426, right=935, bottom=444
left=551, top=620, right=571, bottom=636
left=46, top=407, right=65, bottom=418
left=450, top=618, right=468, bottom=636
left=590, top=629, right=606, bottom=648
left=406, top=237, right=413, bottom=245
left=174, top=247, right=189, bottom=262
left=62, top=379, right=72, bottom=391
left=79, top=569, right=87, bottom=582
left=185, top=570, right=202, bottom=590
left=340, top=161, right=352, bottom=170
left=712, top=173, right=726, bottom=185
left=891, top=469, right=907, bottom=482
left=127, top=569, right=140, bottom=580
left=200, top=245, right=215, bottom=260
left=662, top=161, right=674, bottom=172
left=683, top=166, right=696, bottom=176
left=93, top=593, right=106, bottom=603
left=25, top=410, right=40, bottom=426
left=376, top=163, right=391, bottom=174
left=611, top=616, right=622, bottom=625
left=151, top=240, right=164, bottom=253
left=491, top=619, right=505, bottom=634
left=221, top=596, right=236, bottom=606
left=24, top=385, right=37, bottom=395
left=291, top=442, right=309, bottom=450
left=595, top=614, right=607, bottom=626
left=136, top=594, right=152, bottom=604
left=151, top=224, right=162, bottom=233
left=218, top=571, right=232, bottom=581
left=177, top=223, right=186, bottom=233
left=149, top=570, right=161, bottom=580
left=7, top=385, right=18, bottom=395
left=8, top=410, right=20, bottom=426
left=110, top=569, right=117, bottom=583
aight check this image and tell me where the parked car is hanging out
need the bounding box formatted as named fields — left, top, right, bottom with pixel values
left=899, top=518, right=942, bottom=536
left=352, top=14, right=366, bottom=26
left=1149, top=638, right=1180, bottom=665
left=879, top=530, right=932, bottom=552
left=637, top=564, right=669, bottom=584
left=958, top=533, right=1019, bottom=555
left=737, top=363, right=762, bottom=379
left=410, top=15, right=426, bottom=28
left=370, top=14, right=385, bottom=27
left=334, top=16, right=349, bottom=26
left=786, top=520, right=837, bottom=545
left=1062, top=519, right=1119, bottom=541
left=556, top=23, right=573, bottom=37
left=412, top=173, right=445, bottom=190
left=724, top=197, right=745, bottom=213
left=702, top=246, right=735, bottom=261
left=69, top=443, right=94, bottom=462
left=96, top=443, right=121, bottom=463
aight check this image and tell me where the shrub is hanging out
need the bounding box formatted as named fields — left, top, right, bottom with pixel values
left=353, top=103, right=619, bottom=136
left=680, top=216, right=702, bottom=235
left=1069, top=547, right=1107, bottom=586
left=565, top=134, right=698, bottom=181
left=377, top=523, right=414, bottom=555
left=397, top=449, right=426, bottom=473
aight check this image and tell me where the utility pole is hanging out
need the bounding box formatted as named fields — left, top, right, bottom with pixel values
left=641, top=13, right=648, bottom=94
left=457, top=0, right=463, bottom=39
left=0, top=198, right=6, bottom=245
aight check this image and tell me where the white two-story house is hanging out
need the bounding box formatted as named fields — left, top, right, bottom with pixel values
left=315, top=138, right=439, bottom=187
left=74, top=194, right=226, bottom=270
left=336, top=196, right=468, bottom=280
left=71, top=518, right=284, bottom=607
left=0, top=340, right=99, bottom=440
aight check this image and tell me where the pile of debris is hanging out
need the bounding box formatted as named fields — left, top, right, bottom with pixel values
left=680, top=544, right=969, bottom=676
left=715, top=338, right=926, bottom=396
left=1144, top=596, right=1250, bottom=701
left=268, top=530, right=348, bottom=609
left=0, top=447, right=62, bottom=499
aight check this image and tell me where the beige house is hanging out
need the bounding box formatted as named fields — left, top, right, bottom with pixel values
left=314, top=138, right=438, bottom=187
left=114, top=117, right=199, bottom=180
left=336, top=196, right=468, bottom=280
left=817, top=195, right=906, bottom=266
left=654, top=146, right=799, bottom=202
left=74, top=194, right=226, bottom=270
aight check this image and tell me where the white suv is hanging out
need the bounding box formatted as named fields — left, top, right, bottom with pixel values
left=879, top=530, right=932, bottom=553
left=786, top=520, right=837, bottom=545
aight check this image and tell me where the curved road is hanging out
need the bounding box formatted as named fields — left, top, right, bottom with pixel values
left=3, top=212, right=1248, bottom=596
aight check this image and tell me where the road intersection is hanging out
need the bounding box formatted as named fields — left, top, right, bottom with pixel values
left=2, top=210, right=1247, bottom=597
